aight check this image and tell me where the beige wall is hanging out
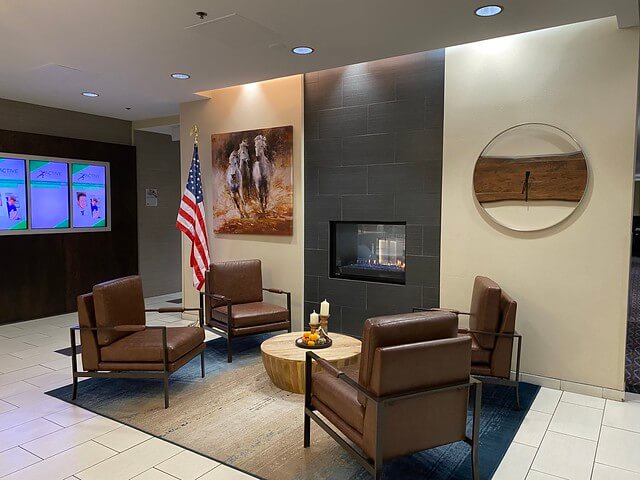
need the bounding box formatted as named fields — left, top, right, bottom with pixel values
left=0, top=97, right=132, bottom=145
left=179, top=75, right=304, bottom=328
left=442, top=18, right=639, bottom=391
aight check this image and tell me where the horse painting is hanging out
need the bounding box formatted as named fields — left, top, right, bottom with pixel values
left=225, top=150, right=248, bottom=218
left=211, top=125, right=293, bottom=235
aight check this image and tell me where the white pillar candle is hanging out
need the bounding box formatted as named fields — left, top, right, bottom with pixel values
left=310, top=310, right=320, bottom=325
left=320, top=299, right=330, bottom=316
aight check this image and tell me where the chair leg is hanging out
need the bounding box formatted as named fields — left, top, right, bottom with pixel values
left=71, top=375, right=78, bottom=400
left=200, top=351, right=205, bottom=378
left=374, top=466, right=383, bottom=480
left=163, top=374, right=169, bottom=409
left=227, top=335, right=233, bottom=363
left=514, top=383, right=521, bottom=410
left=303, top=412, right=311, bottom=448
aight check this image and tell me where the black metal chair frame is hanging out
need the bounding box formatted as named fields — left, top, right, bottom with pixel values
left=69, top=306, right=205, bottom=409
left=199, top=289, right=291, bottom=363
left=413, top=307, right=523, bottom=408
left=304, top=351, right=482, bottom=480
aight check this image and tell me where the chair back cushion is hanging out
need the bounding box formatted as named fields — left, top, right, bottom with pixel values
left=207, top=259, right=263, bottom=305
left=358, top=311, right=458, bottom=401
left=93, top=276, right=146, bottom=346
left=469, top=276, right=502, bottom=349
left=358, top=313, right=471, bottom=460
left=77, top=293, right=100, bottom=370
left=490, top=290, right=517, bottom=378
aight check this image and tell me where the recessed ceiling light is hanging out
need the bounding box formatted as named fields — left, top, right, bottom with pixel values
left=171, top=73, right=191, bottom=80
left=292, top=46, right=314, bottom=55
left=81, top=92, right=99, bottom=98
left=475, top=5, right=503, bottom=17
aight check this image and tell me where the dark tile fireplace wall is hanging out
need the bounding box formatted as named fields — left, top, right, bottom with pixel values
left=304, top=49, right=444, bottom=337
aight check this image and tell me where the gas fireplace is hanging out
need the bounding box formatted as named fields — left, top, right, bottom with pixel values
left=330, top=221, right=406, bottom=285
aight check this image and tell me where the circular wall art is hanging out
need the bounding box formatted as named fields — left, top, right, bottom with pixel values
left=473, top=123, right=588, bottom=232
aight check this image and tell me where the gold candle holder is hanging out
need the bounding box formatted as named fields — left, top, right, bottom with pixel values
left=309, top=323, right=319, bottom=335
left=319, top=315, right=329, bottom=334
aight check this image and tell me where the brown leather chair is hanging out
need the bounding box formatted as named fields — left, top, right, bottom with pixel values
left=304, top=311, right=481, bottom=480
left=201, top=259, right=291, bottom=362
left=70, top=276, right=206, bottom=408
left=415, top=276, right=522, bottom=407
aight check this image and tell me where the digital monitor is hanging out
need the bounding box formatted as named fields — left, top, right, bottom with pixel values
left=71, top=163, right=107, bottom=228
left=0, top=157, right=27, bottom=231
left=29, top=160, right=70, bottom=229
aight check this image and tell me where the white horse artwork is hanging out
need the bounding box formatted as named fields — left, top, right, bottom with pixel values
left=212, top=125, right=293, bottom=235
left=252, top=134, right=272, bottom=213
left=226, top=150, right=247, bottom=218
left=238, top=139, right=254, bottom=201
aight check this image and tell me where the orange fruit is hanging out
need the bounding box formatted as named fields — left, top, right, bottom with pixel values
left=310, top=333, right=319, bottom=341
left=308, top=341, right=315, bottom=347
left=303, top=332, right=310, bottom=338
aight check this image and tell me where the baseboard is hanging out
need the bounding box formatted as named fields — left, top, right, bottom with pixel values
left=513, top=372, right=625, bottom=402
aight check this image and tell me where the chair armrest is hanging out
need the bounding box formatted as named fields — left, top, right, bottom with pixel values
left=314, top=356, right=341, bottom=378
left=114, top=325, right=146, bottom=332
left=145, top=307, right=202, bottom=314
left=199, top=291, right=231, bottom=307
left=70, top=325, right=167, bottom=332
left=463, top=329, right=521, bottom=339
left=305, top=351, right=378, bottom=401
left=412, top=307, right=471, bottom=316
left=263, top=288, right=290, bottom=295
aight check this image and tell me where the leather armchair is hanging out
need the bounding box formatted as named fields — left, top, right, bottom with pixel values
left=304, top=312, right=481, bottom=480
left=200, top=259, right=291, bottom=362
left=415, top=276, right=521, bottom=407
left=71, top=276, right=206, bottom=408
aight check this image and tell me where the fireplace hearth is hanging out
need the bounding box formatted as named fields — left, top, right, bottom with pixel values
left=330, top=221, right=406, bottom=285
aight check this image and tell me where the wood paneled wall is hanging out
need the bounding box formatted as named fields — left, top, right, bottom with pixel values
left=0, top=129, right=138, bottom=324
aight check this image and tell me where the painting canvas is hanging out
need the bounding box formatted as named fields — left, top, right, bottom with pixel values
left=211, top=125, right=293, bottom=235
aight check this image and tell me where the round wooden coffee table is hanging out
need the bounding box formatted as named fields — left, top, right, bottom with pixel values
left=261, top=332, right=361, bottom=394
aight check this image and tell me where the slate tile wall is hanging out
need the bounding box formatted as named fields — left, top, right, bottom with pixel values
left=304, top=49, right=444, bottom=337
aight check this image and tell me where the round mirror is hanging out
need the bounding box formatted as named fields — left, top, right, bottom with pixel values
left=473, top=123, right=588, bottom=232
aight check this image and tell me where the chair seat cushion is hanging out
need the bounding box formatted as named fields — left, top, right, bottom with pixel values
left=311, top=364, right=364, bottom=434
left=100, top=327, right=205, bottom=363
left=211, top=302, right=288, bottom=328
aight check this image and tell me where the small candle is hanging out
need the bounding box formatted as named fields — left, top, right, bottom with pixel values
left=310, top=310, right=319, bottom=325
left=320, top=299, right=330, bottom=316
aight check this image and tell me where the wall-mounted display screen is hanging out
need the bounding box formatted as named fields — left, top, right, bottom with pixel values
left=0, top=152, right=110, bottom=235
left=72, top=163, right=107, bottom=228
left=29, top=160, right=70, bottom=229
left=0, top=157, right=27, bottom=231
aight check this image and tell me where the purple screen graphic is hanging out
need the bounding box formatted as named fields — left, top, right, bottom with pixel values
left=0, top=158, right=27, bottom=231
left=30, top=160, right=69, bottom=229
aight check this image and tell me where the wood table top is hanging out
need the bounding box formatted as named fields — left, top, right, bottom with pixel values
left=260, top=332, right=361, bottom=363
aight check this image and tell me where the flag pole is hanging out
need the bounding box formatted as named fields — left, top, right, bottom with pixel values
left=190, top=125, right=199, bottom=145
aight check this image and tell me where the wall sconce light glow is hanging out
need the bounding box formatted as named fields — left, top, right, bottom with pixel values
left=171, top=73, right=191, bottom=80
left=475, top=5, right=503, bottom=17
left=292, top=46, right=314, bottom=55
left=81, top=92, right=99, bottom=98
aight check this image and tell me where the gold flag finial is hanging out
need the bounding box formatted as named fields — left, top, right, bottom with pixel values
left=190, top=125, right=200, bottom=144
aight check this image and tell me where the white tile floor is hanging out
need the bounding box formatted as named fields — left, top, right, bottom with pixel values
left=2, top=294, right=640, bottom=479
left=0, top=293, right=256, bottom=480
left=495, top=385, right=640, bottom=480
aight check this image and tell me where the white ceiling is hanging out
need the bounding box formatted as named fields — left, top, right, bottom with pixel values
left=0, top=0, right=637, bottom=121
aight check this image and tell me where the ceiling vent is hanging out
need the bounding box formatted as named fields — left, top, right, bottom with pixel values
left=185, top=13, right=280, bottom=48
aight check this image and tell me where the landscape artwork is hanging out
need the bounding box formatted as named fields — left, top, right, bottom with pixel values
left=211, top=125, right=293, bottom=235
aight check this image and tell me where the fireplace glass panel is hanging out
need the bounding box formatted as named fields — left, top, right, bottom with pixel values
left=330, top=221, right=406, bottom=284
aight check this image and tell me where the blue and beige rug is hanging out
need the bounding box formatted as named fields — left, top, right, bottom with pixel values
left=48, top=335, right=538, bottom=479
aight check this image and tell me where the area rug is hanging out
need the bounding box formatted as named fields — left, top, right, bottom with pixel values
left=47, top=335, right=538, bottom=480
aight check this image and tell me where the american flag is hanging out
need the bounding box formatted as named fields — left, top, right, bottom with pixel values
left=176, top=143, right=210, bottom=290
